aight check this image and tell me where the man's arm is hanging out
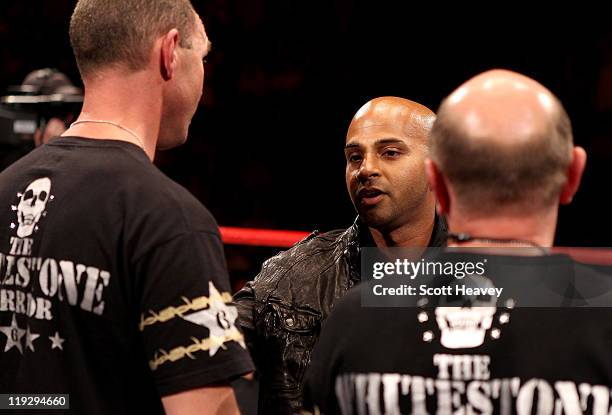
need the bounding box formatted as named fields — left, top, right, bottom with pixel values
left=233, top=281, right=259, bottom=360
left=135, top=230, right=253, bottom=408
left=162, top=385, right=240, bottom=415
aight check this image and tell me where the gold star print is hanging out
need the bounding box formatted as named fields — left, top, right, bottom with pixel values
left=25, top=326, right=40, bottom=352
left=0, top=314, right=26, bottom=354
left=181, top=282, right=245, bottom=356
left=49, top=331, right=65, bottom=351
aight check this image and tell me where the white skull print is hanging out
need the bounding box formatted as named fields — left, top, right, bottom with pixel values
left=17, top=177, right=52, bottom=237
left=435, top=306, right=496, bottom=349
left=434, top=274, right=498, bottom=349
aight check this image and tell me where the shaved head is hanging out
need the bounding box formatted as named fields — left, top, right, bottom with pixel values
left=442, top=70, right=564, bottom=146
left=430, top=69, right=574, bottom=214
left=348, top=96, right=435, bottom=147
left=345, top=96, right=437, bottom=232
left=70, top=0, right=198, bottom=77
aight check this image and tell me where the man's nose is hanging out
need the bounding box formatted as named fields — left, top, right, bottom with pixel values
left=357, top=154, right=380, bottom=180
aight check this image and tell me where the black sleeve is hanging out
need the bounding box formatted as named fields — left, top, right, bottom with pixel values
left=232, top=281, right=260, bottom=367
left=135, top=230, right=254, bottom=396
left=233, top=280, right=256, bottom=334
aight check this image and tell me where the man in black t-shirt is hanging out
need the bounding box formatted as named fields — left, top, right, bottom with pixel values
left=305, top=256, right=612, bottom=414
left=0, top=1, right=253, bottom=414
left=302, top=70, right=612, bottom=414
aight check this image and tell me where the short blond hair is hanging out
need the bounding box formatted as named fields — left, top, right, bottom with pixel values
left=70, top=0, right=197, bottom=77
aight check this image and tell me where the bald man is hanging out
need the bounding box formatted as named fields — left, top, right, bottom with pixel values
left=302, top=70, right=612, bottom=414
left=234, top=97, right=447, bottom=413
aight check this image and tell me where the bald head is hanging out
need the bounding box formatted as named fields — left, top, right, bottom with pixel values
left=430, top=69, right=575, bottom=214
left=345, top=97, right=437, bottom=233
left=348, top=97, right=435, bottom=146
left=443, top=70, right=563, bottom=146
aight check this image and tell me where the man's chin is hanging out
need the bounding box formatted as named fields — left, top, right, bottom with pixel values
left=358, top=209, right=392, bottom=230
left=156, top=134, right=188, bottom=151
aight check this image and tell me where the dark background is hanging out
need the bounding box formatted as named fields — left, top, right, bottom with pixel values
left=1, top=1, right=611, bottom=285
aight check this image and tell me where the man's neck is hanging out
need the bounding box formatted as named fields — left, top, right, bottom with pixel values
left=369, top=208, right=436, bottom=248
left=446, top=209, right=558, bottom=248
left=62, top=70, right=162, bottom=160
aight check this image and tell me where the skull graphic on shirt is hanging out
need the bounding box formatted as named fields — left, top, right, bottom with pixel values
left=434, top=274, right=498, bottom=349
left=17, top=177, right=52, bottom=237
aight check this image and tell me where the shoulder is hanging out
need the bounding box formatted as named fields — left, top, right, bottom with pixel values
left=571, top=260, right=612, bottom=306
left=251, top=225, right=355, bottom=292
left=316, top=283, right=400, bottom=352
left=265, top=227, right=349, bottom=266
left=83, top=147, right=219, bottom=235
left=332, top=282, right=399, bottom=319
left=328, top=283, right=363, bottom=318
left=61, top=141, right=221, bottom=242
left=119, top=172, right=221, bottom=262
left=139, top=169, right=217, bottom=233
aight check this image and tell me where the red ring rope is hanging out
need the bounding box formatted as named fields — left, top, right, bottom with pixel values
left=219, top=226, right=612, bottom=266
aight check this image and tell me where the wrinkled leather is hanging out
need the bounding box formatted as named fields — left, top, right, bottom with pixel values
left=233, top=217, right=447, bottom=414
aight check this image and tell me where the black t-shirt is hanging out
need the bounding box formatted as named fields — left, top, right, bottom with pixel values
left=303, top=253, right=612, bottom=414
left=0, top=137, right=254, bottom=414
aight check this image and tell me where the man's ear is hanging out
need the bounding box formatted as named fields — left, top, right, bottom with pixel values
left=559, top=146, right=587, bottom=205
left=425, top=158, right=450, bottom=216
left=160, top=29, right=180, bottom=81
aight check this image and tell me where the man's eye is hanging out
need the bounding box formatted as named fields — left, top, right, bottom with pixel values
left=383, top=150, right=400, bottom=157
left=348, top=154, right=362, bottom=163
